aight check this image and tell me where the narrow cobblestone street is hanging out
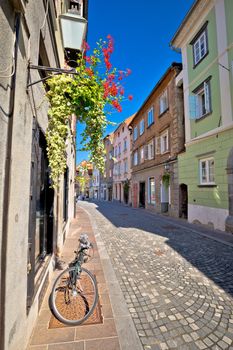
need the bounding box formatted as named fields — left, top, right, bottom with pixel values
left=79, top=201, right=233, bottom=350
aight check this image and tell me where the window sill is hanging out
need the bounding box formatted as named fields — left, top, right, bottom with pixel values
left=160, top=150, right=170, bottom=155
left=195, top=111, right=212, bottom=122
left=198, top=184, right=217, bottom=188
left=158, top=108, right=169, bottom=118
left=147, top=121, right=154, bottom=129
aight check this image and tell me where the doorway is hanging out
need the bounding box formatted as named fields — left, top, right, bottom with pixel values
left=160, top=181, right=169, bottom=213
left=139, top=182, right=145, bottom=208
left=108, top=187, right=112, bottom=201
left=179, top=183, right=188, bottom=219
left=27, top=125, right=54, bottom=308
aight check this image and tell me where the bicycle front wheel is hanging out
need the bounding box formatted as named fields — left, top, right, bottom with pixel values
left=50, top=267, right=98, bottom=326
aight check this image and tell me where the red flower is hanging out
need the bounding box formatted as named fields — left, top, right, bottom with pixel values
left=109, top=82, right=118, bottom=96
left=82, top=41, right=90, bottom=51
left=128, top=95, right=133, bottom=101
left=85, top=67, right=94, bottom=76
left=105, top=59, right=112, bottom=70
left=126, top=68, right=132, bottom=76
left=84, top=56, right=91, bottom=63
left=119, top=87, right=124, bottom=95
left=107, top=74, right=115, bottom=82
left=112, top=99, right=122, bottom=112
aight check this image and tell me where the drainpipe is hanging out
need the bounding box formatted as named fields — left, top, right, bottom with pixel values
left=0, top=13, right=20, bottom=350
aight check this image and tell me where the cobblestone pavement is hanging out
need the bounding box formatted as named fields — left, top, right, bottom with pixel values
left=79, top=201, right=233, bottom=350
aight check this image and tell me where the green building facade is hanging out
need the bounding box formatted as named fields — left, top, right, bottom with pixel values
left=171, top=0, right=233, bottom=231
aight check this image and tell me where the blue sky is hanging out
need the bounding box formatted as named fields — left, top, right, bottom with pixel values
left=76, top=0, right=194, bottom=163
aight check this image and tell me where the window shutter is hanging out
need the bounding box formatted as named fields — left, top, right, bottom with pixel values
left=144, top=144, right=148, bottom=160
left=155, top=137, right=160, bottom=154
left=166, top=131, right=169, bottom=151
left=189, top=95, right=198, bottom=119
left=204, top=81, right=210, bottom=113
left=151, top=139, right=154, bottom=158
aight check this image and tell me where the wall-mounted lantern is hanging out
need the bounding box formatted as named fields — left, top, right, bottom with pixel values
left=59, top=12, right=87, bottom=52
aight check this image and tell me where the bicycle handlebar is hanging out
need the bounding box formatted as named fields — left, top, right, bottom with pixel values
left=78, top=233, right=92, bottom=250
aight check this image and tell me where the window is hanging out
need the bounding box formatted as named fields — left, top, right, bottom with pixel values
left=140, top=146, right=144, bottom=163
left=155, top=137, right=160, bottom=154
left=118, top=162, right=121, bottom=175
left=133, top=151, right=138, bottom=166
left=139, top=119, right=145, bottom=135
left=124, top=159, right=128, bottom=173
left=148, top=140, right=154, bottom=160
left=147, top=107, right=154, bottom=126
left=148, top=177, right=156, bottom=205
left=159, top=90, right=168, bottom=115
left=27, top=120, right=54, bottom=307
left=123, top=138, right=127, bottom=151
left=109, top=169, right=112, bottom=177
left=160, top=131, right=169, bottom=154
left=114, top=146, right=117, bottom=157
left=133, top=126, right=138, bottom=141
left=192, top=28, right=208, bottom=66
left=118, top=143, right=121, bottom=156
left=189, top=79, right=211, bottom=119
left=199, top=157, right=215, bottom=185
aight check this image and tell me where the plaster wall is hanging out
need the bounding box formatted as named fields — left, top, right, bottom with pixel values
left=113, top=120, right=132, bottom=204
left=188, top=204, right=228, bottom=231
left=178, top=128, right=233, bottom=229
left=0, top=1, right=71, bottom=349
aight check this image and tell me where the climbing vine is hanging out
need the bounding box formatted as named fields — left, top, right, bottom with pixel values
left=46, top=35, right=132, bottom=188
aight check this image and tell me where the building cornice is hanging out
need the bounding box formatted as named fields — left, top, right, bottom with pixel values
left=170, top=0, right=213, bottom=49
left=185, top=122, right=233, bottom=147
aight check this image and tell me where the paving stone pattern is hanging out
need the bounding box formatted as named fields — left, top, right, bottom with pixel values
left=80, top=201, right=233, bottom=350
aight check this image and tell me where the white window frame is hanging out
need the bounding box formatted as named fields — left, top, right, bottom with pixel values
left=159, top=90, right=168, bottom=115
left=118, top=162, right=121, bottom=175
left=148, top=139, right=154, bottom=160
left=148, top=177, right=156, bottom=205
left=160, top=130, right=169, bottom=154
left=123, top=138, right=127, bottom=151
left=118, top=143, right=121, bottom=156
left=140, top=146, right=144, bottom=163
left=133, top=151, right=138, bottom=166
left=147, top=107, right=154, bottom=127
left=199, top=157, right=215, bottom=185
left=133, top=126, right=138, bottom=141
left=189, top=80, right=211, bottom=120
left=193, top=29, right=208, bottom=66
left=139, top=119, right=145, bottom=135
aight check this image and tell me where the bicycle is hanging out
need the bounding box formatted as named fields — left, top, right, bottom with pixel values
left=50, top=234, right=98, bottom=326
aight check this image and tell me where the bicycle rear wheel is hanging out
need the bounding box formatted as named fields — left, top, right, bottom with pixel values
left=50, top=267, right=98, bottom=326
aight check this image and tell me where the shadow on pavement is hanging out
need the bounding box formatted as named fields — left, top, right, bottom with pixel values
left=88, top=200, right=233, bottom=298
